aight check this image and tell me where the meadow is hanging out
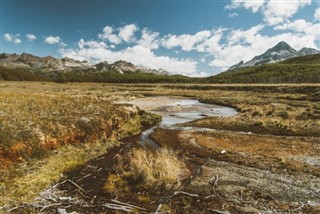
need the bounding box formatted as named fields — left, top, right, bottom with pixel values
left=1, top=81, right=319, bottom=213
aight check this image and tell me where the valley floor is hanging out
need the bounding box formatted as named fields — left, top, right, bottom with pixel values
left=1, top=82, right=320, bottom=213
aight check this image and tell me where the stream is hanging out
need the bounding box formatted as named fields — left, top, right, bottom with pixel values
left=118, top=97, right=237, bottom=149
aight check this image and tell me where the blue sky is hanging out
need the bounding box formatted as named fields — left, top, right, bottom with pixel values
left=1, top=0, right=320, bottom=76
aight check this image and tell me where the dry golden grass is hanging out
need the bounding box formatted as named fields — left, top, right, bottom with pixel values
left=0, top=91, right=141, bottom=168
left=0, top=140, right=118, bottom=205
left=129, top=148, right=189, bottom=189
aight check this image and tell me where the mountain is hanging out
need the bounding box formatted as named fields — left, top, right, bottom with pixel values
left=229, top=41, right=320, bottom=70
left=208, top=54, right=320, bottom=84
left=0, top=53, right=170, bottom=76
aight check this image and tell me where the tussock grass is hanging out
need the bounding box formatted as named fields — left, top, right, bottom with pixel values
left=104, top=148, right=189, bottom=195
left=129, top=148, right=189, bottom=189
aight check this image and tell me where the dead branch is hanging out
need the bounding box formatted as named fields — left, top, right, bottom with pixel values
left=103, top=203, right=133, bottom=212
left=172, top=191, right=199, bottom=198
left=208, top=208, right=230, bottom=214
left=76, top=173, right=92, bottom=182
left=39, top=203, right=62, bottom=212
left=67, top=179, right=86, bottom=192
left=111, top=199, right=147, bottom=211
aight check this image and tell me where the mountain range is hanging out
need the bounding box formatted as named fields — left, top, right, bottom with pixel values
left=229, top=41, right=320, bottom=70
left=0, top=53, right=170, bottom=76
left=1, top=41, right=319, bottom=83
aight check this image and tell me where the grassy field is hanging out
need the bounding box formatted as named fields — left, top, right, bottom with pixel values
left=1, top=81, right=320, bottom=213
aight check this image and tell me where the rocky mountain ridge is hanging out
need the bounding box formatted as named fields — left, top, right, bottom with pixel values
left=0, top=53, right=170, bottom=75
left=229, top=41, right=320, bottom=70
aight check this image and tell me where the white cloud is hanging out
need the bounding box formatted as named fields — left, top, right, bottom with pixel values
left=98, top=24, right=138, bottom=45
left=98, top=26, right=122, bottom=45
left=208, top=24, right=319, bottom=70
left=162, top=30, right=212, bottom=51
left=226, top=0, right=312, bottom=25
left=228, top=24, right=264, bottom=46
left=274, top=19, right=320, bottom=39
left=26, top=34, right=37, bottom=41
left=4, top=33, right=13, bottom=42
left=195, top=29, right=225, bottom=53
left=225, top=0, right=266, bottom=13
left=78, top=38, right=107, bottom=49
left=118, top=23, right=138, bottom=43
left=44, top=36, right=61, bottom=44
left=228, top=13, right=238, bottom=18
left=4, top=33, right=21, bottom=44
left=137, top=28, right=160, bottom=49
left=60, top=39, right=198, bottom=75
left=314, top=7, right=320, bottom=20
left=59, top=20, right=320, bottom=76
left=263, top=0, right=312, bottom=25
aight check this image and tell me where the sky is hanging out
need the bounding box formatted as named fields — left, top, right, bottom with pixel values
left=1, top=0, right=320, bottom=77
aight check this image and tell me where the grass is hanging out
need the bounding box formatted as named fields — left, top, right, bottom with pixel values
left=129, top=148, right=189, bottom=189
left=0, top=140, right=118, bottom=206
left=105, top=147, right=189, bottom=195
left=1, top=81, right=320, bottom=210
left=0, top=82, right=162, bottom=207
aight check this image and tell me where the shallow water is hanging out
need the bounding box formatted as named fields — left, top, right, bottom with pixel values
left=127, top=97, right=237, bottom=149
left=152, top=98, right=237, bottom=127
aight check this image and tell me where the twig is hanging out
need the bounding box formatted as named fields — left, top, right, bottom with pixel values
left=67, top=179, right=85, bottom=192
left=172, top=191, right=199, bottom=198
left=103, top=203, right=133, bottom=212
left=154, top=203, right=163, bottom=213
left=77, top=173, right=92, bottom=182
left=111, top=199, right=148, bottom=211
left=208, top=208, right=230, bottom=214
left=39, top=203, right=62, bottom=212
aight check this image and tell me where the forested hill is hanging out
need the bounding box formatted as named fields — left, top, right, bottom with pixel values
left=1, top=54, right=320, bottom=84
left=207, top=54, right=320, bottom=84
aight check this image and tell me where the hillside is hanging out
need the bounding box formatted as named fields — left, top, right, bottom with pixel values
left=0, top=53, right=170, bottom=76
left=0, top=66, right=47, bottom=81
left=228, top=41, right=320, bottom=70
left=209, top=54, right=320, bottom=84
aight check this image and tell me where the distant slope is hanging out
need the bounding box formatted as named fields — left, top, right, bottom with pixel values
left=229, top=41, right=320, bottom=70
left=208, top=54, right=320, bottom=84
left=0, top=53, right=171, bottom=76
left=0, top=66, right=47, bottom=81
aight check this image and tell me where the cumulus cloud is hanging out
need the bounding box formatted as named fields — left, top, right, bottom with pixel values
left=228, top=13, right=238, bottom=18
left=226, top=0, right=312, bottom=25
left=98, top=24, right=138, bottom=45
left=162, top=30, right=212, bottom=51
left=314, top=7, right=320, bottom=20
left=225, top=0, right=265, bottom=13
left=26, top=34, right=37, bottom=41
left=59, top=19, right=320, bottom=76
left=98, top=26, right=122, bottom=44
left=118, top=23, right=138, bottom=43
left=263, top=0, right=312, bottom=25
left=137, top=28, right=160, bottom=49
left=274, top=19, right=320, bottom=39
left=3, top=33, right=22, bottom=44
left=44, top=35, right=61, bottom=44
left=60, top=38, right=198, bottom=75
left=208, top=24, right=319, bottom=70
